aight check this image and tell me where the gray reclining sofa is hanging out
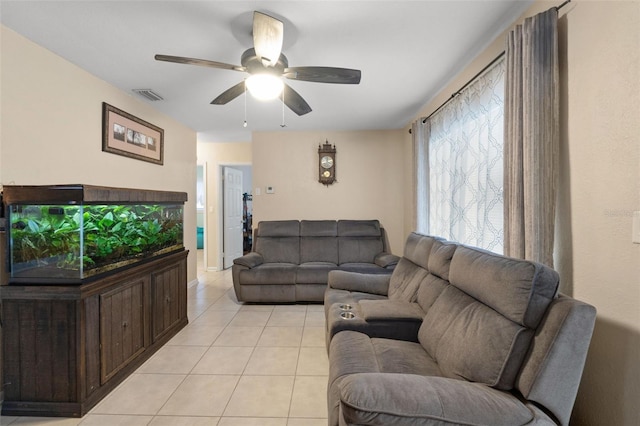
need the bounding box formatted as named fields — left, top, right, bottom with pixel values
left=232, top=219, right=399, bottom=303
left=326, top=232, right=596, bottom=425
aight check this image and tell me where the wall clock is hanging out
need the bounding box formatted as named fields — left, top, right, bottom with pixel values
left=318, top=141, right=336, bottom=186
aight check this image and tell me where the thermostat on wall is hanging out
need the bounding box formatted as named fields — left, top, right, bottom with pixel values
left=266, top=186, right=275, bottom=194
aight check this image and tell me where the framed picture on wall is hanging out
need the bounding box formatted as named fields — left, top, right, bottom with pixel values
left=102, top=102, right=164, bottom=165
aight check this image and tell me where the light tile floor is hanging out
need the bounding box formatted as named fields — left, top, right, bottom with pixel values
left=0, top=252, right=328, bottom=426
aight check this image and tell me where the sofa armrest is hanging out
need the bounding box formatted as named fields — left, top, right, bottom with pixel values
left=233, top=252, right=264, bottom=268
left=374, top=252, right=400, bottom=268
left=338, top=373, right=536, bottom=425
left=327, top=270, right=390, bottom=296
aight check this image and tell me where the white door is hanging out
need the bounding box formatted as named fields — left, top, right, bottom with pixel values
left=223, top=167, right=243, bottom=269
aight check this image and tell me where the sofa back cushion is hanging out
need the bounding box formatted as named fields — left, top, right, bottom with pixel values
left=414, top=240, right=456, bottom=312
left=401, top=232, right=441, bottom=270
left=337, top=220, right=384, bottom=264
left=254, top=220, right=300, bottom=264
left=418, top=246, right=559, bottom=390
left=387, top=258, right=428, bottom=301
left=300, top=220, right=338, bottom=264
left=448, top=246, right=559, bottom=328
left=387, top=233, right=441, bottom=301
left=301, top=220, right=337, bottom=237
left=427, top=240, right=457, bottom=281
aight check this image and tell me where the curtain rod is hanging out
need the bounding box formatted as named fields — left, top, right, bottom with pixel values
left=410, top=0, right=571, bottom=131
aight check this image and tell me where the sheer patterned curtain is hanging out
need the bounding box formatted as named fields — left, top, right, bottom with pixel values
left=417, top=59, right=505, bottom=253
left=504, top=8, right=559, bottom=266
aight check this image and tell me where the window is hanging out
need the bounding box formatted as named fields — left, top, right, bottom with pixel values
left=415, top=59, right=505, bottom=253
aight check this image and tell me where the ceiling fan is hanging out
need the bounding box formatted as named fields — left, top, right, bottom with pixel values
left=155, top=11, right=361, bottom=116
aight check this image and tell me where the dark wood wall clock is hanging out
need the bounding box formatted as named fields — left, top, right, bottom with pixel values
left=318, top=140, right=336, bottom=185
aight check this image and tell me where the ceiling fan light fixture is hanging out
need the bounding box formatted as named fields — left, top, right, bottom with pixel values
left=246, top=73, right=284, bottom=101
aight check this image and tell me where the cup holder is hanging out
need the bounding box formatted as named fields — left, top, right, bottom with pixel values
left=340, top=311, right=356, bottom=320
left=339, top=304, right=353, bottom=311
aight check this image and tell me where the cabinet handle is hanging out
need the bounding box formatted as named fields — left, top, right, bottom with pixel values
left=122, top=321, right=128, bottom=328
left=165, top=296, right=172, bottom=304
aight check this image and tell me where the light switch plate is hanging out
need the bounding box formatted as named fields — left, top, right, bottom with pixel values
left=633, top=211, right=640, bottom=244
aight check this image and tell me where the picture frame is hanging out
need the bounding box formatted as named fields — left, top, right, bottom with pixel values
left=102, top=102, right=164, bottom=165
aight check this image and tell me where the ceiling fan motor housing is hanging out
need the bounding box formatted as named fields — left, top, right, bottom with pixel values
left=241, top=48, right=288, bottom=75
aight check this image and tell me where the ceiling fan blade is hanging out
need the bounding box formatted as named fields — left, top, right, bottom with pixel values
left=211, top=81, right=246, bottom=105
left=284, top=67, right=361, bottom=84
left=253, top=11, right=283, bottom=67
left=155, top=54, right=245, bottom=72
left=281, top=84, right=312, bottom=116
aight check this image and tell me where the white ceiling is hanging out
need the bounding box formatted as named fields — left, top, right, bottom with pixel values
left=0, top=1, right=532, bottom=142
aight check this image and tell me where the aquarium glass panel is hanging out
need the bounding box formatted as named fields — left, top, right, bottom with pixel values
left=9, top=205, right=82, bottom=280
left=9, top=203, right=184, bottom=282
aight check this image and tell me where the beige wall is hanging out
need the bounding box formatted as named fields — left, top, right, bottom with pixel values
left=407, top=1, right=640, bottom=424
left=0, top=26, right=199, bottom=284
left=197, top=142, right=252, bottom=270
left=562, top=2, right=639, bottom=425
left=252, top=130, right=406, bottom=254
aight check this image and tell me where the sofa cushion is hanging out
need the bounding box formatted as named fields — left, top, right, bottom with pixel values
left=335, top=221, right=385, bottom=264
left=337, top=373, right=535, bottom=426
left=256, top=220, right=300, bottom=237
left=337, top=220, right=381, bottom=237
left=328, top=331, right=441, bottom=426
left=417, top=247, right=560, bottom=391
left=419, top=285, right=533, bottom=390
left=427, top=240, right=457, bottom=280
left=448, top=245, right=559, bottom=328
left=338, top=239, right=384, bottom=264
left=253, top=221, right=301, bottom=264
left=300, top=220, right=338, bottom=237
left=237, top=263, right=298, bottom=285
left=327, top=270, right=389, bottom=296
left=338, top=263, right=388, bottom=275
left=387, top=258, right=429, bottom=302
left=401, top=232, right=441, bottom=270
left=415, top=274, right=449, bottom=313
left=301, top=237, right=338, bottom=264
left=255, top=237, right=300, bottom=264
left=296, top=262, right=337, bottom=284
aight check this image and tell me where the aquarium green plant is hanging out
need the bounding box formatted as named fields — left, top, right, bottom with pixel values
left=10, top=204, right=183, bottom=275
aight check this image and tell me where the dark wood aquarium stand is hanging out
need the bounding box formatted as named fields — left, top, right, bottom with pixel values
left=0, top=184, right=189, bottom=417
left=1, top=249, right=188, bottom=417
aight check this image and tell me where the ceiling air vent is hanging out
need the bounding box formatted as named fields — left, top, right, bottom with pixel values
left=132, top=89, right=164, bottom=101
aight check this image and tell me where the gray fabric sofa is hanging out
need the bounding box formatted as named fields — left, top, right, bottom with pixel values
left=326, top=232, right=596, bottom=426
left=232, top=220, right=399, bottom=303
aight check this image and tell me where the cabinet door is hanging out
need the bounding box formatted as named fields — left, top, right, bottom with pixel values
left=2, top=299, right=78, bottom=402
left=100, top=277, right=146, bottom=384
left=151, top=260, right=186, bottom=342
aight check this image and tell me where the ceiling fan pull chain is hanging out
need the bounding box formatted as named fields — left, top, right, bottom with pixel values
left=243, top=80, right=248, bottom=128
left=280, top=89, right=286, bottom=128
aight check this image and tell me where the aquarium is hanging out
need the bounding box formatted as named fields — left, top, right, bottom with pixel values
left=3, top=185, right=187, bottom=283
